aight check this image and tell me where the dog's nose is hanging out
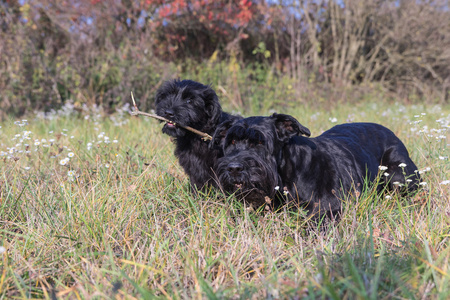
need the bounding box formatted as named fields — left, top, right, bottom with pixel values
left=165, top=109, right=175, bottom=118
left=227, top=162, right=243, bottom=175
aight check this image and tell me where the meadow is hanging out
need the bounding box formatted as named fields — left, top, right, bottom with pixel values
left=0, top=99, right=449, bottom=299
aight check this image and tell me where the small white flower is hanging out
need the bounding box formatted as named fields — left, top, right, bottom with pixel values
left=439, top=156, right=447, bottom=160
left=63, top=128, right=68, bottom=132
left=406, top=179, right=412, bottom=183
left=49, top=131, right=53, bottom=134
left=105, top=163, right=110, bottom=168
left=329, top=117, right=338, bottom=123
left=68, top=152, right=74, bottom=158
left=379, top=166, right=388, bottom=171
left=49, top=139, right=55, bottom=143
left=67, top=170, right=76, bottom=177
left=385, top=195, right=392, bottom=200
left=0, top=246, right=5, bottom=254
left=393, top=181, right=400, bottom=186
left=24, top=167, right=31, bottom=170
left=113, top=139, right=118, bottom=143
left=34, top=141, right=40, bottom=146
left=274, top=186, right=280, bottom=191
left=398, top=163, right=407, bottom=168
left=419, top=182, right=427, bottom=186
left=283, top=190, right=289, bottom=196
left=70, top=136, right=75, bottom=139
left=384, top=172, right=390, bottom=177
left=426, top=167, right=431, bottom=172
left=59, top=158, right=69, bottom=166
left=440, top=180, right=450, bottom=185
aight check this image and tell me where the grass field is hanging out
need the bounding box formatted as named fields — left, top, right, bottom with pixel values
left=0, top=100, right=449, bottom=299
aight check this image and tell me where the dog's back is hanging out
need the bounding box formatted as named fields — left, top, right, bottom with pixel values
left=288, top=122, right=420, bottom=197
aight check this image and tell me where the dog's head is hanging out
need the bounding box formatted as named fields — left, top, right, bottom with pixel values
left=155, top=79, right=222, bottom=137
left=212, top=113, right=310, bottom=207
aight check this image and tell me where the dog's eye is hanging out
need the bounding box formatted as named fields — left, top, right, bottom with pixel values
left=187, top=99, right=192, bottom=104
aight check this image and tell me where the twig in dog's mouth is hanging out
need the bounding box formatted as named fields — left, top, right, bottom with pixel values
left=130, top=91, right=212, bottom=141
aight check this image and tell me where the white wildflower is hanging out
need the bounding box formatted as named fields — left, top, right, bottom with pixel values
left=59, top=158, right=69, bottom=166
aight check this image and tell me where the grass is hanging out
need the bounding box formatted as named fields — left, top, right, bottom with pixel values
left=0, top=100, right=449, bottom=299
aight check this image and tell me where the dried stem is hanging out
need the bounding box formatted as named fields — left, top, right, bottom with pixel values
left=130, top=92, right=212, bottom=141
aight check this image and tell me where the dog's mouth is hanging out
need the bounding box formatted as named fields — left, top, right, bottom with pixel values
left=165, top=121, right=177, bottom=128
left=234, top=182, right=243, bottom=189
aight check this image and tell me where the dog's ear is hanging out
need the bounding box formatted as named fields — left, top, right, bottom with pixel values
left=201, top=86, right=222, bottom=125
left=209, top=119, right=235, bottom=150
left=271, top=113, right=311, bottom=141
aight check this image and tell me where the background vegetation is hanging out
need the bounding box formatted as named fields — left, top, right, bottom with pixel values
left=0, top=0, right=449, bottom=298
left=1, top=0, right=450, bottom=118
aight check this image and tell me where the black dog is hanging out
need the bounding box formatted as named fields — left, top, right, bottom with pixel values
left=212, top=113, right=420, bottom=218
left=155, top=79, right=241, bottom=190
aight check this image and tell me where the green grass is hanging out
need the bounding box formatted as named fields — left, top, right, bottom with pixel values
left=0, top=101, right=449, bottom=299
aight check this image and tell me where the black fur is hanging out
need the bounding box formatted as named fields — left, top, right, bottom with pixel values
left=155, top=79, right=241, bottom=190
left=212, top=113, right=421, bottom=218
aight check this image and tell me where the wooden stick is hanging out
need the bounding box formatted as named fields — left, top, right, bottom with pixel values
left=130, top=92, right=213, bottom=141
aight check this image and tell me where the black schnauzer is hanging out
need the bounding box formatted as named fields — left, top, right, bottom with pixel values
left=211, top=113, right=420, bottom=219
left=155, top=79, right=241, bottom=191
